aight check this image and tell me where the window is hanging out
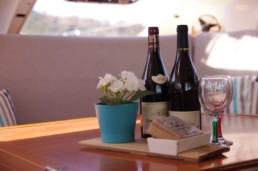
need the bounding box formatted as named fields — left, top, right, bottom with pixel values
left=21, top=0, right=252, bottom=37
left=21, top=0, right=182, bottom=37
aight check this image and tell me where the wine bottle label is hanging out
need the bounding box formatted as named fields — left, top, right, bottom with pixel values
left=141, top=101, right=168, bottom=134
left=169, top=110, right=200, bottom=128
left=151, top=74, right=167, bottom=84
left=148, top=35, right=159, bottom=48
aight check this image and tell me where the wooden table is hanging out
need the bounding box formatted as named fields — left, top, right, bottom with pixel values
left=0, top=114, right=258, bottom=171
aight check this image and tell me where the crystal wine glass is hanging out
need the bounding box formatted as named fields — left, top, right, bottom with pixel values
left=198, top=75, right=233, bottom=145
left=217, top=75, right=233, bottom=146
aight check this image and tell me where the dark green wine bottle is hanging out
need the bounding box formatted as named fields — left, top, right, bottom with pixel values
left=168, top=25, right=201, bottom=129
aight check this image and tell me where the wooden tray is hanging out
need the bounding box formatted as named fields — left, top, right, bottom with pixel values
left=79, top=138, right=230, bottom=162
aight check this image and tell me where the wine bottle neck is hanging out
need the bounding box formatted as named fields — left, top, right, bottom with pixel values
left=177, top=32, right=189, bottom=49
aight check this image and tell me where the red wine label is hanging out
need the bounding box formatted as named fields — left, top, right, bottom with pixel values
left=151, top=74, right=167, bottom=84
left=148, top=35, right=159, bottom=48
left=169, top=110, right=200, bottom=128
left=141, top=102, right=168, bottom=134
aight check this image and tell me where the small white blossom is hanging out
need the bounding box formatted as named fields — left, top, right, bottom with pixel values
left=120, top=71, right=141, bottom=91
left=124, top=76, right=141, bottom=92
left=108, top=79, right=124, bottom=93
left=120, top=71, right=136, bottom=80
left=97, top=73, right=116, bottom=89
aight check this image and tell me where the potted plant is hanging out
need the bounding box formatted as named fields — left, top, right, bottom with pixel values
left=95, top=71, right=153, bottom=143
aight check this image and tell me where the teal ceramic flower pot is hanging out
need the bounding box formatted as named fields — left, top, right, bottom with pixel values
left=95, top=102, right=138, bottom=143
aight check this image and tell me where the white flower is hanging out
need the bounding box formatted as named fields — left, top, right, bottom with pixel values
left=120, top=71, right=146, bottom=92
left=120, top=71, right=136, bottom=81
left=120, top=71, right=141, bottom=91
left=124, top=77, right=141, bottom=91
left=97, top=73, right=116, bottom=89
left=97, top=71, right=152, bottom=105
left=108, top=79, right=125, bottom=93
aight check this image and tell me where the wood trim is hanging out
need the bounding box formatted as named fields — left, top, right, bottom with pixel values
left=0, top=117, right=99, bottom=141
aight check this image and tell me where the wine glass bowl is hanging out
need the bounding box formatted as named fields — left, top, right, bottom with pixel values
left=201, top=80, right=230, bottom=111
left=198, top=75, right=233, bottom=145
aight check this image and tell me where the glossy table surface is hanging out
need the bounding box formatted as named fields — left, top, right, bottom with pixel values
left=0, top=114, right=258, bottom=171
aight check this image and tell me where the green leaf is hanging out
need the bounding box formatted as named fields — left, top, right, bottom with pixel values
left=129, top=90, right=155, bottom=102
left=99, top=96, right=114, bottom=105
left=99, top=96, right=122, bottom=105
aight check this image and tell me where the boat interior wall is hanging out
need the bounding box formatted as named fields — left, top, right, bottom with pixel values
left=0, top=30, right=257, bottom=125
left=0, top=34, right=178, bottom=124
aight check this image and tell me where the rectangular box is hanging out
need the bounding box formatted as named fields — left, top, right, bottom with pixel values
left=147, top=132, right=211, bottom=156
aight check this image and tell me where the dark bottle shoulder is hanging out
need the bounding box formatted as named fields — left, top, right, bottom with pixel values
left=143, top=58, right=168, bottom=79
left=169, top=71, right=199, bottom=84
left=171, top=59, right=197, bottom=74
left=144, top=52, right=166, bottom=66
left=169, top=54, right=199, bottom=83
left=169, top=73, right=199, bottom=82
left=172, top=51, right=195, bottom=68
left=143, top=48, right=168, bottom=75
left=169, top=72, right=199, bottom=91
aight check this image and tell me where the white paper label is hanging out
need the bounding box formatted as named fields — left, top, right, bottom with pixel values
left=151, top=74, right=167, bottom=84
left=169, top=110, right=200, bottom=128
left=142, top=101, right=168, bottom=134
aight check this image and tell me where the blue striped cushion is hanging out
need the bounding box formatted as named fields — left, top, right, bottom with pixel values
left=0, top=89, right=17, bottom=126
left=227, top=76, right=258, bottom=115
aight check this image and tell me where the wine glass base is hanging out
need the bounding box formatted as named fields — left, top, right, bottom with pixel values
left=218, top=137, right=233, bottom=146
left=210, top=141, right=220, bottom=146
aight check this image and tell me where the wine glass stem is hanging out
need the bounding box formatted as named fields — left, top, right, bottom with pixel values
left=218, top=113, right=223, bottom=138
left=211, top=115, right=218, bottom=144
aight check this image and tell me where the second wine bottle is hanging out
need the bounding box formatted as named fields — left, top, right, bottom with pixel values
left=141, top=27, right=169, bottom=138
left=168, top=25, right=201, bottom=129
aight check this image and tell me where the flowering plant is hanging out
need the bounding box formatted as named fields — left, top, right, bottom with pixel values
left=97, top=71, right=153, bottom=105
